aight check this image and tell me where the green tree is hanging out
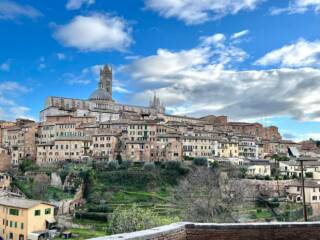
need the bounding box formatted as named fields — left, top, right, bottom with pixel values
left=193, top=157, right=208, bottom=166
left=143, top=162, right=156, bottom=171
left=108, top=205, right=173, bottom=234
left=19, top=159, right=39, bottom=173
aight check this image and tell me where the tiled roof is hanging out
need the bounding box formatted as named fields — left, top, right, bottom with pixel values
left=0, top=197, right=54, bottom=209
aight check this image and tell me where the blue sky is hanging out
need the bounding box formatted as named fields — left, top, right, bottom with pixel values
left=1, top=0, right=320, bottom=141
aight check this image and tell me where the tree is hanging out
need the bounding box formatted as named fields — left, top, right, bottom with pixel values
left=143, top=162, right=156, bottom=171
left=173, top=166, right=245, bottom=223
left=193, top=157, right=208, bottom=166
left=116, top=154, right=123, bottom=165
left=108, top=205, right=169, bottom=234
left=19, top=159, right=38, bottom=173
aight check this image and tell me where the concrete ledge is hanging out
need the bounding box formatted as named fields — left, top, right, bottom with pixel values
left=90, top=222, right=187, bottom=240
left=89, top=222, right=320, bottom=240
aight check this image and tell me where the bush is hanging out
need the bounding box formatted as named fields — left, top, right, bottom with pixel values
left=107, top=160, right=119, bottom=171
left=209, top=161, right=219, bottom=169
left=143, top=163, right=156, bottom=171
left=108, top=205, right=165, bottom=234
left=305, top=172, right=313, bottom=178
left=283, top=175, right=289, bottom=180
left=75, top=211, right=108, bottom=221
left=165, top=161, right=182, bottom=170
left=193, top=157, right=208, bottom=166
left=183, top=156, right=194, bottom=161
left=19, top=159, right=39, bottom=173
left=119, top=160, right=132, bottom=170
left=116, top=154, right=123, bottom=165
left=165, top=161, right=189, bottom=175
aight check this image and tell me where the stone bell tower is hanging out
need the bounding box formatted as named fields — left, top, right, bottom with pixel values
left=100, top=65, right=112, bottom=99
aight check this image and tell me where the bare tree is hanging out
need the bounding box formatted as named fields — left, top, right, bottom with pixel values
left=173, top=166, right=245, bottom=223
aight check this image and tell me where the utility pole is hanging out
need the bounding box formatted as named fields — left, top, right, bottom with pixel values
left=297, top=157, right=313, bottom=221
left=299, top=159, right=307, bottom=221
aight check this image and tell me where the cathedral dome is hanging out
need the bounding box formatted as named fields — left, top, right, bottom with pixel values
left=89, top=89, right=112, bottom=101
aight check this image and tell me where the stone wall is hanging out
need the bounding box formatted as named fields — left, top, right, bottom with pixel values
left=90, top=222, right=320, bottom=240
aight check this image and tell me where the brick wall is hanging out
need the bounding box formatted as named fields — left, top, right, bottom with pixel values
left=90, top=222, right=320, bottom=240
left=186, top=223, right=320, bottom=240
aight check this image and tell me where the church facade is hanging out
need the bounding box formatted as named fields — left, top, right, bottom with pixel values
left=40, top=65, right=165, bottom=122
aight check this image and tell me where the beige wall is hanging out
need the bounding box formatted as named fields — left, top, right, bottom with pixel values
left=0, top=203, right=54, bottom=240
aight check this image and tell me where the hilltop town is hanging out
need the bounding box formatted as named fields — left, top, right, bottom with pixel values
left=0, top=65, right=306, bottom=165
left=1, top=65, right=320, bottom=239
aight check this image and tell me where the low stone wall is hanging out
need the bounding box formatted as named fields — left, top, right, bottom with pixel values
left=90, top=222, right=320, bottom=240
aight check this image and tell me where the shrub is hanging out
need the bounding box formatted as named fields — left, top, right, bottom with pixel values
left=143, top=163, right=156, bottom=171
left=116, top=154, right=123, bottom=165
left=75, top=211, right=108, bottom=221
left=108, top=205, right=164, bottom=234
left=305, top=172, right=313, bottom=178
left=283, top=175, right=289, bottom=180
left=19, top=159, right=39, bottom=173
left=107, top=160, right=119, bottom=171
left=193, top=157, right=208, bottom=166
left=183, top=156, right=194, bottom=161
left=119, top=160, right=132, bottom=170
left=209, top=161, right=219, bottom=169
left=165, top=160, right=182, bottom=170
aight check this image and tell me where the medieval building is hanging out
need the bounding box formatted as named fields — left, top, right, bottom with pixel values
left=40, top=65, right=165, bottom=122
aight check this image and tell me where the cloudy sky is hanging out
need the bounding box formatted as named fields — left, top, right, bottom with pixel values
left=1, top=0, right=320, bottom=141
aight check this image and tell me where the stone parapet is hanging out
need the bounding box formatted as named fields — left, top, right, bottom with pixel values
left=90, top=222, right=320, bottom=240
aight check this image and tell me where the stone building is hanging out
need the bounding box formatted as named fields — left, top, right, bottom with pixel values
left=0, top=147, right=11, bottom=171
left=36, top=137, right=91, bottom=165
left=238, top=136, right=258, bottom=159
left=1, top=119, right=38, bottom=165
left=91, top=133, right=119, bottom=160
left=217, top=137, right=239, bottom=158
left=182, top=136, right=213, bottom=158
left=151, top=134, right=183, bottom=162
left=40, top=65, right=165, bottom=122
left=287, top=180, right=320, bottom=203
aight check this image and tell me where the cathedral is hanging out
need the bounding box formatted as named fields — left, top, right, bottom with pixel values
left=40, top=65, right=165, bottom=122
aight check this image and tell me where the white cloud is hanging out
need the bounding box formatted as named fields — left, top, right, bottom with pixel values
left=125, top=33, right=247, bottom=82
left=144, top=0, right=263, bottom=25
left=38, top=63, right=46, bottom=70
left=56, top=53, right=66, bottom=60
left=201, top=33, right=226, bottom=46
left=123, top=34, right=320, bottom=121
left=0, top=61, right=10, bottom=72
left=66, top=0, right=95, bottom=10
left=0, top=82, right=32, bottom=120
left=53, top=14, right=132, bottom=52
left=270, top=0, right=320, bottom=15
left=0, top=0, right=42, bottom=20
left=231, top=30, right=250, bottom=40
left=256, top=38, right=320, bottom=67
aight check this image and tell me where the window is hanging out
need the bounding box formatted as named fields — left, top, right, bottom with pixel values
left=312, top=196, right=317, bottom=201
left=34, top=210, right=41, bottom=216
left=14, top=222, right=17, bottom=228
left=9, top=221, right=12, bottom=227
left=9, top=208, right=19, bottom=216
left=21, top=223, right=24, bottom=230
left=45, top=208, right=51, bottom=215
